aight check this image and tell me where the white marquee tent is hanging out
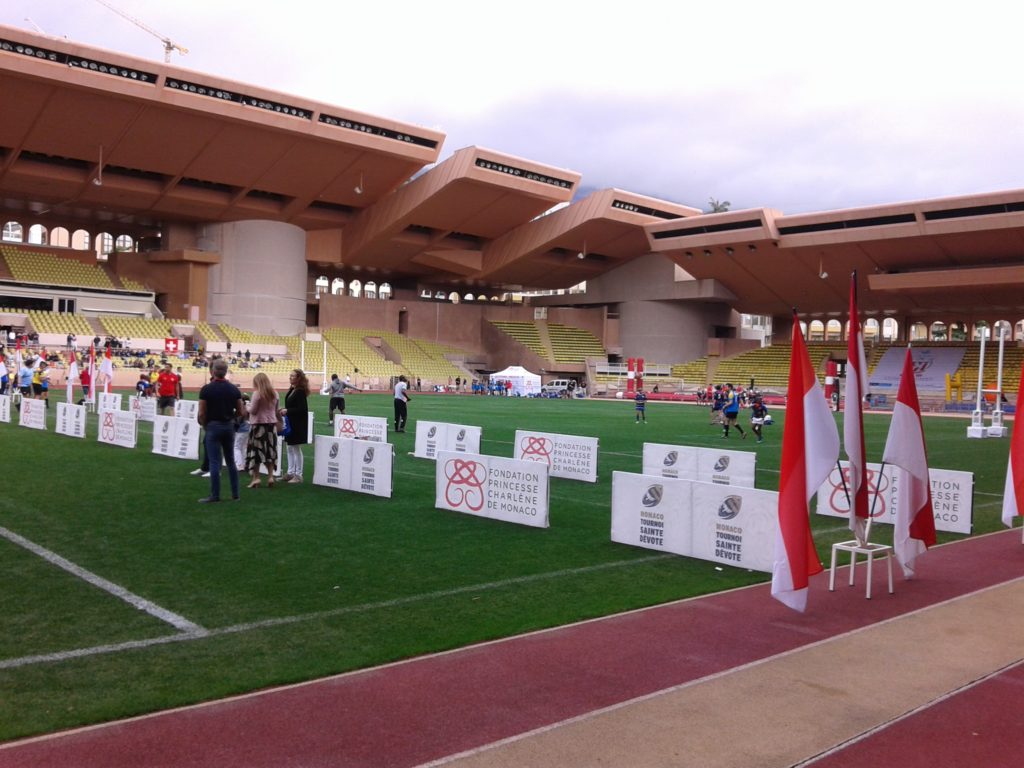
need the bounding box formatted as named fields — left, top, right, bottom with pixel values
left=489, top=365, right=541, bottom=396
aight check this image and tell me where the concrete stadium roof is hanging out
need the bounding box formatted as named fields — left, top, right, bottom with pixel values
left=645, top=191, right=1024, bottom=319
left=0, top=26, right=698, bottom=292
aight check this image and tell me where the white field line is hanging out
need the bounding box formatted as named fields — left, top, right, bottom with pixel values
left=0, top=525, right=205, bottom=635
left=0, top=553, right=672, bottom=670
left=795, top=657, right=1024, bottom=766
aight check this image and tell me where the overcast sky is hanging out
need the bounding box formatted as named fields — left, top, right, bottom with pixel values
left=2, top=0, right=1021, bottom=213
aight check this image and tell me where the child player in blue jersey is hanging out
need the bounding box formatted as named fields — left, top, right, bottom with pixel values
left=635, top=387, right=648, bottom=423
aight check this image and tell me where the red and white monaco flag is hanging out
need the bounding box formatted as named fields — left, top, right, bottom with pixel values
left=100, top=345, right=114, bottom=394
left=66, top=350, right=79, bottom=404
left=87, top=343, right=97, bottom=404
left=882, top=348, right=937, bottom=578
left=1001, top=366, right=1024, bottom=529
left=772, top=317, right=840, bottom=612
left=844, top=273, right=870, bottom=543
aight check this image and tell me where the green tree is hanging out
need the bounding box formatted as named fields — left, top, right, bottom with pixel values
left=707, top=197, right=731, bottom=213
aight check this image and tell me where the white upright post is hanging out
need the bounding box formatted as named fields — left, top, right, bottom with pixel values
left=988, top=327, right=1008, bottom=437
left=967, top=331, right=988, bottom=438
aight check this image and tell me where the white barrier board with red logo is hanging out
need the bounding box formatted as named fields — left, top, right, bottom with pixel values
left=514, top=430, right=599, bottom=483
left=313, top=436, right=393, bottom=498
left=333, top=414, right=388, bottom=442
left=414, top=421, right=482, bottom=460
left=642, top=443, right=756, bottom=487
left=611, top=471, right=777, bottom=572
left=55, top=402, right=87, bottom=438
left=97, top=409, right=137, bottom=448
left=435, top=451, right=549, bottom=528
left=152, top=415, right=201, bottom=460
left=815, top=460, right=973, bottom=535
left=18, top=398, right=46, bottom=430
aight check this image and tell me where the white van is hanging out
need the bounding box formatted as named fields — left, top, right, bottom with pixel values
left=541, top=379, right=573, bottom=395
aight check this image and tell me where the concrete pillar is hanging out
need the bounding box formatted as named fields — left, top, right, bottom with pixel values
left=205, top=220, right=307, bottom=336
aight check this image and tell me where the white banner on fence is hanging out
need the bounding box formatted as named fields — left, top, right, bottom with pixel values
left=129, top=395, right=157, bottom=423
left=414, top=421, right=482, bottom=460
left=435, top=451, right=549, bottom=528
left=0, top=394, right=10, bottom=423
left=514, top=430, right=599, bottom=483
left=333, top=414, right=389, bottom=442
left=868, top=346, right=967, bottom=393
left=312, top=436, right=393, bottom=498
left=174, top=399, right=199, bottom=421
left=98, top=409, right=137, bottom=448
left=642, top=443, right=757, bottom=487
left=152, top=415, right=201, bottom=460
left=19, top=398, right=46, bottom=430
left=99, top=393, right=122, bottom=412
left=611, top=472, right=777, bottom=573
left=816, top=460, right=973, bottom=535
left=55, top=402, right=87, bottom=438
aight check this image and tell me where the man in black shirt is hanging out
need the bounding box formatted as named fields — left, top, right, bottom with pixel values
left=197, top=359, right=245, bottom=503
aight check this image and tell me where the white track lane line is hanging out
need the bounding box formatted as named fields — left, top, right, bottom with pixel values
left=0, top=525, right=206, bottom=635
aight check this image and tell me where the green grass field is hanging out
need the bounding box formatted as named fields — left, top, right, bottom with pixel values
left=0, top=391, right=1012, bottom=741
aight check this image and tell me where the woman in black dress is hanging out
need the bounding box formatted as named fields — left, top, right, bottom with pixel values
left=279, top=368, right=310, bottom=484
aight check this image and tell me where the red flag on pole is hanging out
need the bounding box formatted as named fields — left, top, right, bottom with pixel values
left=100, top=345, right=114, bottom=394
left=772, top=315, right=840, bottom=612
left=844, top=272, right=870, bottom=543
left=66, top=349, right=79, bottom=404
left=1001, top=366, right=1024, bottom=531
left=882, top=347, right=937, bottom=578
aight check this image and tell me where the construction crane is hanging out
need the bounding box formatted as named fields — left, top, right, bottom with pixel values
left=92, top=0, right=188, bottom=63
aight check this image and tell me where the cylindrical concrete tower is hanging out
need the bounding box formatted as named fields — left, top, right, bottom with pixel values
left=205, top=221, right=307, bottom=335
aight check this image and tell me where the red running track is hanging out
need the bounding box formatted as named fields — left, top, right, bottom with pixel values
left=2, top=530, right=1023, bottom=768
left=811, top=661, right=1024, bottom=768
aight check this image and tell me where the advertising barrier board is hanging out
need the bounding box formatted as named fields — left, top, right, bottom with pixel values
left=55, top=402, right=87, bottom=438
left=642, top=443, right=756, bottom=487
left=312, top=436, right=393, bottom=498
left=816, top=460, right=973, bottom=535
left=414, top=421, right=482, bottom=460
left=435, top=450, right=549, bottom=528
left=611, top=471, right=777, bottom=572
left=514, top=429, right=599, bottom=483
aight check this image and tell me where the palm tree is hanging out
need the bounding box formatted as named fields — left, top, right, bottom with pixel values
left=707, top=197, right=731, bottom=213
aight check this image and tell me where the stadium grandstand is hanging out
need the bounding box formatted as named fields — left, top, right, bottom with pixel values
left=2, top=24, right=1024, bottom=402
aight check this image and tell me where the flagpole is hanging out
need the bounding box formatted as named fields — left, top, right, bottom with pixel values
left=835, top=459, right=852, bottom=509
left=866, top=460, right=886, bottom=541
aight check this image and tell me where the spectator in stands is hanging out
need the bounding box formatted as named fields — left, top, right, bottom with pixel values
left=245, top=372, right=279, bottom=489
left=156, top=363, right=179, bottom=415
left=279, top=368, right=310, bottom=484
left=66, top=333, right=76, bottom=352
left=197, top=358, right=245, bottom=503
left=394, top=374, right=410, bottom=433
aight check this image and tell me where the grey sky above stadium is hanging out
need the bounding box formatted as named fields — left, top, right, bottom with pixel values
left=3, top=0, right=1020, bottom=214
